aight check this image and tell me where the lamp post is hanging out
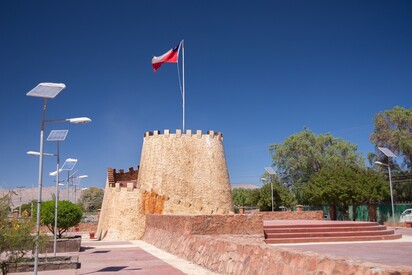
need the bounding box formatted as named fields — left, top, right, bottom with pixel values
left=27, top=83, right=91, bottom=275
left=50, top=158, right=78, bottom=202
left=265, top=167, right=277, bottom=212
left=27, top=149, right=60, bottom=256
left=375, top=146, right=398, bottom=229
left=260, top=177, right=273, bottom=211
left=73, top=175, right=88, bottom=204
left=48, top=130, right=68, bottom=256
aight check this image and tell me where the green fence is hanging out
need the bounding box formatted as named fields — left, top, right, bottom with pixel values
left=305, top=203, right=412, bottom=222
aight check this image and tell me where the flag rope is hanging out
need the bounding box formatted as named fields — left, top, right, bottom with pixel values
left=176, top=40, right=185, bottom=131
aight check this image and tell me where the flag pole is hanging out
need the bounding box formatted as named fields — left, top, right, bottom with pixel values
left=182, top=40, right=185, bottom=132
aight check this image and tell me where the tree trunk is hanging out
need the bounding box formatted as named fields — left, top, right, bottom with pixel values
left=342, top=205, right=349, bottom=220
left=368, top=203, right=377, bottom=222
left=329, top=204, right=337, bottom=220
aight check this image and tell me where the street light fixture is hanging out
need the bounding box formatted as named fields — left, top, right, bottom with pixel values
left=27, top=82, right=91, bottom=275
left=375, top=146, right=398, bottom=229
left=26, top=151, right=56, bottom=157
left=265, top=167, right=277, bottom=212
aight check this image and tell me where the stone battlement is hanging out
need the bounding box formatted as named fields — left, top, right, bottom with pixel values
left=107, top=167, right=139, bottom=188
left=143, top=129, right=223, bottom=140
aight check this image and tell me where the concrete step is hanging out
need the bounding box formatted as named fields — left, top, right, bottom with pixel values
left=263, top=221, right=402, bottom=244
left=265, top=233, right=402, bottom=244
left=264, top=221, right=379, bottom=229
left=265, top=229, right=395, bottom=239
left=264, top=225, right=387, bottom=234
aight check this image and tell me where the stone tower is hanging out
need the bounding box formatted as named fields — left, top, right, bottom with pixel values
left=97, top=129, right=233, bottom=240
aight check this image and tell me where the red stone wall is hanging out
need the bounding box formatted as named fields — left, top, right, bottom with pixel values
left=146, top=214, right=264, bottom=235
left=39, top=223, right=97, bottom=234
left=259, top=211, right=323, bottom=220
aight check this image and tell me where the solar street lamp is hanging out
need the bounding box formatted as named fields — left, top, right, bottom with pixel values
left=47, top=130, right=68, bottom=256
left=50, top=158, right=78, bottom=202
left=265, top=167, right=277, bottom=212
left=27, top=83, right=91, bottom=275
left=375, top=147, right=398, bottom=229
left=73, top=175, right=88, bottom=204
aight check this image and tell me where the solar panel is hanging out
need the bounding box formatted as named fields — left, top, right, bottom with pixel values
left=26, top=83, right=66, bottom=98
left=47, top=130, right=68, bottom=141
left=378, top=147, right=397, bottom=158
left=265, top=167, right=277, bottom=175
left=61, top=158, right=78, bottom=171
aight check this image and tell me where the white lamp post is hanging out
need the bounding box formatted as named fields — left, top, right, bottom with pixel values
left=27, top=83, right=91, bottom=275
left=264, top=167, right=277, bottom=212
left=260, top=177, right=272, bottom=211
left=50, top=158, right=78, bottom=202
left=47, top=130, right=68, bottom=256
left=73, top=175, right=88, bottom=204
left=375, top=146, right=398, bottom=229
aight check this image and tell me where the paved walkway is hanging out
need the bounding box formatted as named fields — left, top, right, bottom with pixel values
left=13, top=237, right=217, bottom=275
left=12, top=228, right=412, bottom=274
left=273, top=227, right=412, bottom=268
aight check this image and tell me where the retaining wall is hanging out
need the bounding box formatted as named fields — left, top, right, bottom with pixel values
left=142, top=214, right=412, bottom=275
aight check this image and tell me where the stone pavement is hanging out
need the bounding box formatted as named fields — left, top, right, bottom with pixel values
left=12, top=228, right=412, bottom=274
left=273, top=227, right=412, bottom=268
left=12, top=236, right=217, bottom=275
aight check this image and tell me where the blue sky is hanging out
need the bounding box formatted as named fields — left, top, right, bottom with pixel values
left=1, top=1, right=411, bottom=190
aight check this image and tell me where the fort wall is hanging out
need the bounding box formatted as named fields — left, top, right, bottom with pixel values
left=97, top=168, right=143, bottom=240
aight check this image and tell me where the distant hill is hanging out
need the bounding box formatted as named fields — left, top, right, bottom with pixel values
left=231, top=183, right=260, bottom=190
left=0, top=186, right=84, bottom=207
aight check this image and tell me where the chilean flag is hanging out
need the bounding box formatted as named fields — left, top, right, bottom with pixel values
left=152, top=41, right=182, bottom=72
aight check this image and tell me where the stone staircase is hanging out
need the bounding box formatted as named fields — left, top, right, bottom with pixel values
left=264, top=220, right=402, bottom=244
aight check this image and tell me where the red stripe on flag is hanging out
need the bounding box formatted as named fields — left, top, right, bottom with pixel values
left=152, top=42, right=181, bottom=72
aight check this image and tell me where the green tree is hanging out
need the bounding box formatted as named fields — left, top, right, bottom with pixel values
left=38, top=200, right=82, bottom=238
left=77, top=187, right=104, bottom=212
left=269, top=128, right=365, bottom=202
left=0, top=193, right=35, bottom=274
left=304, top=164, right=388, bottom=220
left=232, top=188, right=248, bottom=206
left=370, top=106, right=412, bottom=170
left=257, top=182, right=296, bottom=211
left=232, top=188, right=260, bottom=207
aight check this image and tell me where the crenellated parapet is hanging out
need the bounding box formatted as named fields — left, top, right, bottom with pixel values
left=107, top=166, right=139, bottom=189
left=143, top=129, right=223, bottom=140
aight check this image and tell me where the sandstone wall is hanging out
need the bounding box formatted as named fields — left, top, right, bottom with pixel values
left=138, top=130, right=233, bottom=215
left=96, top=179, right=143, bottom=240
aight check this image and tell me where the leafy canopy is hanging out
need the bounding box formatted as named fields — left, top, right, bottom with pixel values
left=303, top=164, right=388, bottom=219
left=232, top=188, right=260, bottom=207
left=77, top=187, right=104, bottom=212
left=270, top=128, right=365, bottom=186
left=38, top=200, right=82, bottom=238
left=370, top=106, right=412, bottom=170
left=257, top=180, right=296, bottom=211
